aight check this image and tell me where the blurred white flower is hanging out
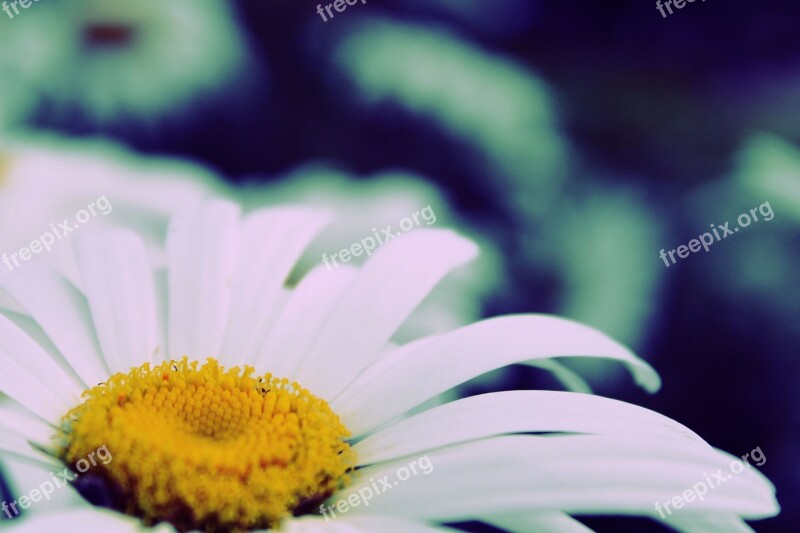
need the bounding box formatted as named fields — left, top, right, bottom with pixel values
left=0, top=0, right=253, bottom=129
left=688, top=133, right=800, bottom=336
left=0, top=133, right=223, bottom=295
left=0, top=134, right=500, bottom=342
left=333, top=17, right=568, bottom=219
left=0, top=201, right=778, bottom=532
left=734, top=133, right=800, bottom=224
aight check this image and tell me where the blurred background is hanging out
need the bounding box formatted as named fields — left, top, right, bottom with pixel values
left=0, top=0, right=797, bottom=531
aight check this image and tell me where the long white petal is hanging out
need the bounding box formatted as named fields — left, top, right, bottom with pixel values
left=75, top=231, right=159, bottom=373
left=525, top=359, right=593, bottom=394
left=659, top=512, right=756, bottom=532
left=331, top=335, right=441, bottom=405
left=0, top=312, right=82, bottom=403
left=337, top=436, right=777, bottom=521
left=0, top=402, right=54, bottom=449
left=0, top=431, right=60, bottom=469
left=167, top=200, right=240, bottom=359
left=482, top=512, right=593, bottom=532
left=282, top=514, right=458, bottom=532
left=293, top=229, right=478, bottom=399
left=256, top=265, right=358, bottom=377
left=4, top=508, right=168, bottom=532
left=219, top=207, right=331, bottom=365
left=334, top=315, right=660, bottom=435
left=0, top=342, right=71, bottom=424
left=0, top=263, right=107, bottom=387
left=354, top=391, right=706, bottom=465
left=0, top=454, right=85, bottom=514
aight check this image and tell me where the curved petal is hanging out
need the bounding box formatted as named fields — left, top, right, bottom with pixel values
left=0, top=263, right=107, bottom=387
left=0, top=341, right=71, bottom=424
left=337, top=435, right=777, bottom=521
left=331, top=335, right=441, bottom=405
left=219, top=207, right=332, bottom=365
left=255, top=265, right=358, bottom=377
left=4, top=507, right=163, bottom=532
left=354, top=391, right=707, bottom=465
left=294, top=229, right=478, bottom=399
left=0, top=402, right=54, bottom=449
left=0, top=454, right=85, bottom=514
left=482, top=512, right=593, bottom=532
left=334, top=315, right=660, bottom=435
left=0, top=431, right=60, bottom=468
left=0, top=312, right=82, bottom=404
left=525, top=359, right=592, bottom=394
left=166, top=200, right=240, bottom=359
left=282, top=514, right=458, bottom=533
left=75, top=231, right=159, bottom=373
left=659, top=512, right=756, bottom=532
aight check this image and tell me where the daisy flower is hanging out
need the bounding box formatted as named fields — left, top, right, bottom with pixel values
left=0, top=0, right=253, bottom=129
left=0, top=201, right=778, bottom=532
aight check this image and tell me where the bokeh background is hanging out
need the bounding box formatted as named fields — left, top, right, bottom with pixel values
left=0, top=0, right=798, bottom=531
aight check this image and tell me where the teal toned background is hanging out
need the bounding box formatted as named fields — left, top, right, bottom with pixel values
left=1, top=1, right=797, bottom=530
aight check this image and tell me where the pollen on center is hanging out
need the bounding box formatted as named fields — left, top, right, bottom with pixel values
left=58, top=357, right=355, bottom=532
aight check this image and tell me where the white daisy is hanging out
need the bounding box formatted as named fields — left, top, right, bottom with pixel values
left=0, top=201, right=778, bottom=532
left=0, top=0, right=253, bottom=129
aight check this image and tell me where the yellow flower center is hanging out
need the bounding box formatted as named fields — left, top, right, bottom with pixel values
left=58, top=358, right=355, bottom=532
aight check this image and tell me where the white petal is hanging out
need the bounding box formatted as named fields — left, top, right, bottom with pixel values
left=482, top=512, right=593, bottom=532
left=334, top=315, right=660, bottom=435
left=337, top=436, right=777, bottom=521
left=525, top=359, right=592, bottom=394
left=4, top=508, right=160, bottom=532
left=659, top=513, right=756, bottom=532
left=219, top=207, right=332, bottom=365
left=75, top=231, right=159, bottom=373
left=152, top=268, right=169, bottom=362
left=354, top=391, right=706, bottom=465
left=330, top=335, right=441, bottom=405
left=0, top=263, right=107, bottom=387
left=0, top=431, right=60, bottom=468
left=256, top=265, right=358, bottom=377
left=0, top=312, right=82, bottom=403
left=282, top=515, right=457, bottom=532
left=166, top=200, right=240, bottom=359
left=0, top=340, right=71, bottom=424
left=0, top=402, right=54, bottom=449
left=0, top=454, right=85, bottom=515
left=295, top=229, right=478, bottom=399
